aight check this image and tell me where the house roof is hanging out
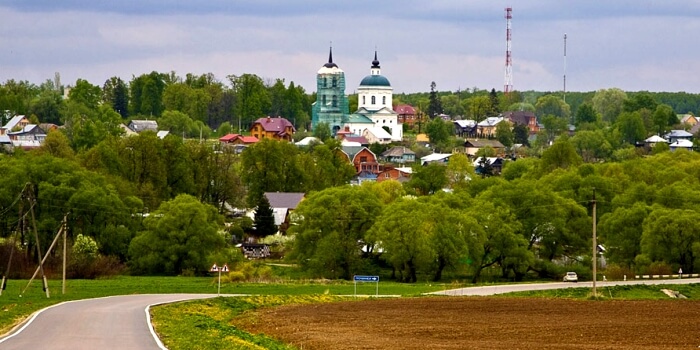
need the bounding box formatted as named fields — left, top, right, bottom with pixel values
left=415, top=134, right=429, bottom=142
left=219, top=133, right=241, bottom=142
left=680, top=114, right=697, bottom=123
left=364, top=127, right=392, bottom=140
left=464, top=139, right=505, bottom=148
left=264, top=192, right=305, bottom=209
left=670, top=139, right=694, bottom=148
left=3, top=115, right=27, bottom=130
left=344, top=136, right=369, bottom=145
left=454, top=120, right=476, bottom=128
left=156, top=131, right=169, bottom=139
left=252, top=116, right=295, bottom=134
left=665, top=130, right=693, bottom=139
left=352, top=147, right=378, bottom=164
left=239, top=136, right=259, bottom=144
left=645, top=135, right=668, bottom=143
left=295, top=136, right=323, bottom=146
left=7, top=124, right=42, bottom=135
left=477, top=116, right=504, bottom=127
left=394, top=104, right=416, bottom=115
left=345, top=114, right=374, bottom=124
left=421, top=153, right=452, bottom=164
left=129, top=120, right=158, bottom=132
left=382, top=146, right=415, bottom=157
left=503, top=111, right=536, bottom=126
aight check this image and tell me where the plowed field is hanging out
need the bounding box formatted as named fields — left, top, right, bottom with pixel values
left=238, top=297, right=700, bottom=349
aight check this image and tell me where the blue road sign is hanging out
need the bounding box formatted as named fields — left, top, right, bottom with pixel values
left=353, top=275, right=379, bottom=282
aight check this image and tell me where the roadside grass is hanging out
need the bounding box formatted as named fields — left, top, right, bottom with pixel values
left=499, top=283, right=700, bottom=299
left=152, top=295, right=348, bottom=350
left=0, top=276, right=456, bottom=335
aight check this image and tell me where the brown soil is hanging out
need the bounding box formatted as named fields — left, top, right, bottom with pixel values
left=237, top=297, right=700, bottom=350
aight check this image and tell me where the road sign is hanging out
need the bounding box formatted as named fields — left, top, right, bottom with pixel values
left=210, top=264, right=219, bottom=272
left=221, top=264, right=229, bottom=272
left=353, top=275, right=379, bottom=282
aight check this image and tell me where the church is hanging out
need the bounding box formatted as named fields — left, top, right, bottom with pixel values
left=311, top=48, right=402, bottom=143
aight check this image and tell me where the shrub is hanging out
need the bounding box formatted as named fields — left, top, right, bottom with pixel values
left=602, top=264, right=634, bottom=280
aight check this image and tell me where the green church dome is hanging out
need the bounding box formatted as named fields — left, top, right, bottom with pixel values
left=359, top=75, right=391, bottom=87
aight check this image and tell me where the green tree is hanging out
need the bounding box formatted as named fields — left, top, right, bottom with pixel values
left=312, top=121, right=332, bottom=141
left=406, top=163, right=448, bottom=195
left=540, top=115, right=568, bottom=143
left=570, top=129, right=612, bottom=162
left=599, top=203, right=650, bottom=268
left=641, top=207, right=700, bottom=273
left=68, top=79, right=101, bottom=111
left=513, top=124, right=530, bottom=146
left=623, top=91, right=658, bottom=113
left=495, top=120, right=514, bottom=148
left=427, top=81, right=443, bottom=118
left=445, top=153, right=476, bottom=191
left=128, top=194, right=225, bottom=275
left=466, top=95, right=491, bottom=122
left=540, top=136, right=582, bottom=171
left=289, top=186, right=383, bottom=279
left=102, top=77, right=129, bottom=118
left=592, top=88, right=627, bottom=123
left=535, top=95, right=571, bottom=121
left=425, top=117, right=451, bottom=151
left=229, top=74, right=271, bottom=131
left=254, top=195, right=277, bottom=237
left=489, top=88, right=500, bottom=117
left=652, top=104, right=676, bottom=135
left=575, top=103, right=598, bottom=126
left=241, top=139, right=306, bottom=207
left=615, top=111, right=647, bottom=145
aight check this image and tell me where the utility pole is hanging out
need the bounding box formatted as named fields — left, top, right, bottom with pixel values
left=591, top=187, right=597, bottom=297
left=62, top=214, right=68, bottom=295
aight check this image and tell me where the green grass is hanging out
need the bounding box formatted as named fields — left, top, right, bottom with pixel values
left=0, top=275, right=456, bottom=334
left=499, top=283, right=700, bottom=299
left=152, top=295, right=348, bottom=350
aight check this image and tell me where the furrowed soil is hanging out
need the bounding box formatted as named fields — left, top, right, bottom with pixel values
left=236, top=297, right=700, bottom=349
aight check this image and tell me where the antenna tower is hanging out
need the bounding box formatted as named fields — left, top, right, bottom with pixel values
left=563, top=33, right=567, bottom=103
left=504, top=7, right=513, bottom=94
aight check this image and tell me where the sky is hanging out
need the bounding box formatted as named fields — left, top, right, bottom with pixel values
left=2, top=1, right=700, bottom=94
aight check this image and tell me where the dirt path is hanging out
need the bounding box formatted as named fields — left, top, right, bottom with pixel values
left=237, top=297, right=700, bottom=349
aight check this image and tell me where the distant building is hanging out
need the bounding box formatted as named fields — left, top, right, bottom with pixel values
left=250, top=116, right=295, bottom=142
left=128, top=120, right=158, bottom=133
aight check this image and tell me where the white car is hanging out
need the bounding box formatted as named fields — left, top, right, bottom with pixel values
left=563, top=272, right=578, bottom=282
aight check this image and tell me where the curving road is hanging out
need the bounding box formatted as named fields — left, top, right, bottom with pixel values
left=0, top=294, right=218, bottom=350
left=430, top=277, right=700, bottom=296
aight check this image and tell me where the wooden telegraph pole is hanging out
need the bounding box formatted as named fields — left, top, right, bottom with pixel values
left=591, top=188, right=597, bottom=298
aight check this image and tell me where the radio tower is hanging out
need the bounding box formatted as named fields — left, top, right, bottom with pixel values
left=504, top=7, right=513, bottom=94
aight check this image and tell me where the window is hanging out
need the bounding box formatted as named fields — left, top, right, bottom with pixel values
left=384, top=173, right=390, bottom=178
left=323, top=77, right=327, bottom=87
left=332, top=77, right=337, bottom=87
left=323, top=95, right=327, bottom=105
left=382, top=96, right=386, bottom=105
left=360, top=156, right=367, bottom=163
left=362, top=96, right=365, bottom=105
left=332, top=95, right=337, bottom=107
left=371, top=96, right=376, bottom=105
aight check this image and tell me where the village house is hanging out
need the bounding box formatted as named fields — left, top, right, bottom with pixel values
left=250, top=116, right=295, bottom=142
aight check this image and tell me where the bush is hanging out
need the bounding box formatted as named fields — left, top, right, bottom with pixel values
left=602, top=264, right=635, bottom=280
left=646, top=261, right=673, bottom=275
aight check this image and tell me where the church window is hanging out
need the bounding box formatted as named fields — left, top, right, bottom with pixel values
left=323, top=95, right=327, bottom=105
left=323, top=77, right=327, bottom=87
left=371, top=96, right=376, bottom=105
left=362, top=96, right=366, bottom=105
left=332, top=77, right=337, bottom=87
left=332, top=95, right=337, bottom=107
left=382, top=96, right=386, bottom=105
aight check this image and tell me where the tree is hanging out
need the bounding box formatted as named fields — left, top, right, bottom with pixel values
left=102, top=77, right=129, bottom=118
left=652, top=104, right=676, bottom=135
left=130, top=72, right=166, bottom=117
left=241, top=139, right=307, bottom=207
left=592, top=88, right=627, bottom=123
left=312, top=121, right=331, bottom=141
left=406, top=163, right=448, bottom=195
left=513, top=124, right=530, bottom=146
left=489, top=88, right=500, bottom=117
left=599, top=203, right=650, bottom=268
left=570, top=130, right=612, bottom=162
left=68, top=79, right=101, bottom=111
left=289, top=186, right=383, bottom=280
left=623, top=91, right=658, bottom=113
left=427, top=81, right=443, bottom=118
left=254, top=195, right=277, bottom=237
left=38, top=129, right=74, bottom=159
left=575, top=103, right=598, bottom=126
left=540, top=136, right=582, bottom=171
left=466, top=95, right=491, bottom=122
left=540, top=115, right=568, bottom=144
left=128, top=194, right=225, bottom=275
left=425, top=117, right=451, bottom=151
left=445, top=153, right=476, bottom=191
left=535, top=95, right=571, bottom=121
left=615, top=111, right=647, bottom=145
left=641, top=207, right=700, bottom=273
left=495, top=121, right=514, bottom=148
left=229, top=74, right=271, bottom=132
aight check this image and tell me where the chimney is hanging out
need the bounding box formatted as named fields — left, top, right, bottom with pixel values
left=266, top=116, right=271, bottom=123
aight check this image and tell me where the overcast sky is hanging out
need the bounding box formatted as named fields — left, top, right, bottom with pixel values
left=2, top=1, right=700, bottom=94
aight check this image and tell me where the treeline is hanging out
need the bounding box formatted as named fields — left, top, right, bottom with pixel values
left=291, top=149, right=700, bottom=282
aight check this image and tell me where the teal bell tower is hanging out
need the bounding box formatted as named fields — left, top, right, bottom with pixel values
left=311, top=46, right=349, bottom=135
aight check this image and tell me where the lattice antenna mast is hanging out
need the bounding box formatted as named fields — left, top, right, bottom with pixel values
left=504, top=7, right=513, bottom=94
left=563, top=33, right=567, bottom=104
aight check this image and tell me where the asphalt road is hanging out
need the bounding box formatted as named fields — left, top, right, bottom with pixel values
left=430, top=277, right=700, bottom=296
left=0, top=293, right=218, bottom=350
